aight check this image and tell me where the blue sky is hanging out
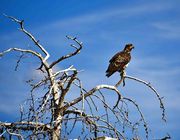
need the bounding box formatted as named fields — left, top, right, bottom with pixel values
left=0, top=0, right=180, bottom=139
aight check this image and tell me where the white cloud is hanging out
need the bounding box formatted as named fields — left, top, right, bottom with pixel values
left=36, top=1, right=173, bottom=35
left=152, top=21, right=180, bottom=39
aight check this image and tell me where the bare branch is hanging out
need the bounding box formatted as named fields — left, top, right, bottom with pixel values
left=93, top=93, right=123, bottom=124
left=63, top=84, right=122, bottom=110
left=15, top=53, right=25, bottom=71
left=64, top=109, right=125, bottom=139
left=49, top=35, right=83, bottom=68
left=58, top=71, right=78, bottom=108
left=76, top=78, right=85, bottom=112
left=73, top=81, right=98, bottom=112
left=156, top=133, right=171, bottom=140
left=3, top=14, right=50, bottom=62
left=0, top=121, right=51, bottom=131
left=115, top=69, right=126, bottom=87
left=6, top=129, right=24, bottom=140
left=53, top=65, right=76, bottom=79
left=0, top=129, right=6, bottom=137
left=123, top=97, right=149, bottom=139
left=38, top=83, right=56, bottom=113
left=0, top=47, right=43, bottom=61
left=125, top=75, right=166, bottom=121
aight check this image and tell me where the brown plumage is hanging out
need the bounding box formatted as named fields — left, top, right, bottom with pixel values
left=106, top=44, right=134, bottom=77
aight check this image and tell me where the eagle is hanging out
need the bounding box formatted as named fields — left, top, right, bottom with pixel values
left=106, top=44, right=134, bottom=77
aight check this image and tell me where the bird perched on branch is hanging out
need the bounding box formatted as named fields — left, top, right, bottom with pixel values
left=106, top=44, right=134, bottom=78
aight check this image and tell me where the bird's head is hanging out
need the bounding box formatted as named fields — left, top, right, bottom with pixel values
left=124, top=43, right=134, bottom=53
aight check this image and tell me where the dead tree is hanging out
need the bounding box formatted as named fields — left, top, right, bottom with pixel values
left=0, top=15, right=167, bottom=140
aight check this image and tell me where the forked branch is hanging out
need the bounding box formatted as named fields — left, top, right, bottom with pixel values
left=49, top=35, right=83, bottom=68
left=63, top=84, right=122, bottom=110
left=3, top=14, right=50, bottom=62
left=0, top=48, right=43, bottom=61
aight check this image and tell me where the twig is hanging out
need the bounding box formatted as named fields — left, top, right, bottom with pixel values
left=6, top=129, right=24, bottom=140
left=73, top=81, right=98, bottom=111
left=0, top=129, right=6, bottom=137
left=15, top=53, right=25, bottom=71
left=19, top=104, right=24, bottom=122
left=125, top=75, right=166, bottom=122
left=76, top=78, right=85, bottom=113
left=123, top=97, right=149, bottom=139
left=38, top=83, right=56, bottom=113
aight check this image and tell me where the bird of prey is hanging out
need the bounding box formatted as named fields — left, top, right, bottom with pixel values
left=106, top=44, right=134, bottom=77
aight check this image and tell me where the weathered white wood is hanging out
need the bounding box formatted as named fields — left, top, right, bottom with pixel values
left=96, top=136, right=117, bottom=140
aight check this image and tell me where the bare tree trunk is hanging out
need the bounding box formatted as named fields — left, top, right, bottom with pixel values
left=48, top=68, right=62, bottom=140
left=52, top=96, right=62, bottom=140
left=52, top=114, right=62, bottom=140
